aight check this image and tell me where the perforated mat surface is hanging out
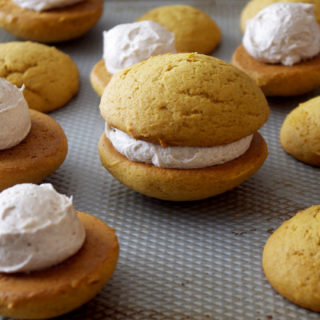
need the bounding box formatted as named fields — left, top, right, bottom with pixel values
left=0, top=1, right=320, bottom=319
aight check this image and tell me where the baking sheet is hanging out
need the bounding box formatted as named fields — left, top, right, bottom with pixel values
left=1, top=0, right=320, bottom=319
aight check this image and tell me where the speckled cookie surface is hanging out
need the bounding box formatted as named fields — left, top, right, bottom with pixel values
left=240, top=0, right=320, bottom=33
left=0, top=41, right=79, bottom=112
left=100, top=53, right=269, bottom=147
left=90, top=59, right=113, bottom=96
left=0, top=0, right=103, bottom=43
left=136, top=4, right=221, bottom=54
left=263, top=205, right=320, bottom=312
left=280, top=96, right=320, bottom=166
left=231, top=45, right=320, bottom=96
left=0, top=109, right=68, bottom=191
left=0, top=211, right=119, bottom=319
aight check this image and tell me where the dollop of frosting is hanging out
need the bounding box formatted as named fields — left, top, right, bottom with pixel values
left=12, top=0, right=84, bottom=11
left=0, top=78, right=31, bottom=151
left=103, top=20, right=176, bottom=74
left=0, top=184, right=86, bottom=273
left=243, top=2, right=320, bottom=66
left=105, top=124, right=253, bottom=169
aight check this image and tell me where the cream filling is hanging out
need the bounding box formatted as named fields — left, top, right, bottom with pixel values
left=103, top=20, right=176, bottom=74
left=243, top=3, right=320, bottom=66
left=12, top=0, right=85, bottom=11
left=0, top=79, right=31, bottom=151
left=0, top=184, right=86, bottom=273
left=105, top=124, right=254, bottom=169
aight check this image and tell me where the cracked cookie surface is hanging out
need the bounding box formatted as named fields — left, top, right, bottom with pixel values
left=0, top=41, right=79, bottom=112
left=100, top=53, right=269, bottom=147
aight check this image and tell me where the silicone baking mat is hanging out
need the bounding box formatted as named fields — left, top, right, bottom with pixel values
left=1, top=1, right=320, bottom=319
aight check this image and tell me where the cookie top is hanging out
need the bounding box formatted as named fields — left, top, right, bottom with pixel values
left=263, top=205, right=320, bottom=312
left=240, top=0, right=320, bottom=33
left=0, top=41, right=79, bottom=113
left=136, top=5, right=221, bottom=54
left=280, top=96, right=320, bottom=166
left=100, top=53, right=270, bottom=147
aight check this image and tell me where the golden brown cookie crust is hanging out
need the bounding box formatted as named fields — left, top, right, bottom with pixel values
left=0, top=109, right=68, bottom=191
left=263, top=205, right=320, bottom=312
left=280, top=96, right=320, bottom=166
left=136, top=4, right=221, bottom=54
left=98, top=132, right=268, bottom=201
left=240, top=0, right=320, bottom=33
left=0, top=211, right=119, bottom=319
left=0, top=41, right=79, bottom=112
left=232, top=45, right=320, bottom=96
left=0, top=0, right=103, bottom=43
left=100, top=53, right=269, bottom=147
left=90, top=59, right=113, bottom=96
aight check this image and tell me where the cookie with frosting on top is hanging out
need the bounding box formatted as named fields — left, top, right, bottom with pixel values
left=0, top=0, right=103, bottom=42
left=98, top=53, right=269, bottom=201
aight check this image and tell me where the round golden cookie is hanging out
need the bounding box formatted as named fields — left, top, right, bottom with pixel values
left=0, top=41, right=79, bottom=112
left=280, top=96, right=320, bottom=166
left=90, top=59, right=113, bottom=96
left=98, top=132, right=268, bottom=201
left=0, top=211, right=119, bottom=319
left=101, top=53, right=270, bottom=147
left=240, top=0, right=320, bottom=33
left=263, top=205, right=320, bottom=312
left=136, top=5, right=221, bottom=54
left=0, top=0, right=103, bottom=43
left=0, top=109, right=68, bottom=191
left=231, top=45, right=320, bottom=97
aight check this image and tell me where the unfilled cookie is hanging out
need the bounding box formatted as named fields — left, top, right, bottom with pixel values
left=263, top=205, right=320, bottom=312
left=0, top=41, right=79, bottom=112
left=0, top=109, right=68, bottom=191
left=232, top=45, right=320, bottom=96
left=280, top=96, right=320, bottom=166
left=0, top=211, right=119, bottom=319
left=0, top=0, right=103, bottom=43
left=136, top=5, right=221, bottom=54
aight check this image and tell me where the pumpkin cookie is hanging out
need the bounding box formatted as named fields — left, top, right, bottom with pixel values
left=98, top=53, right=269, bottom=201
left=280, top=96, right=320, bottom=166
left=136, top=4, right=221, bottom=54
left=0, top=109, right=68, bottom=191
left=240, top=0, right=320, bottom=33
left=263, top=205, right=320, bottom=312
left=0, top=183, right=119, bottom=319
left=0, top=0, right=103, bottom=43
left=0, top=41, right=79, bottom=112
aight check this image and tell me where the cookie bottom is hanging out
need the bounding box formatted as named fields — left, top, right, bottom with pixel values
left=0, top=211, right=119, bottom=319
left=231, top=45, right=320, bottom=96
left=90, top=59, right=113, bottom=96
left=0, top=0, right=103, bottom=42
left=0, top=109, right=68, bottom=191
left=98, top=132, right=268, bottom=201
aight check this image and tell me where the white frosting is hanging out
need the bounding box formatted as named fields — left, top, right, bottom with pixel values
left=105, top=125, right=253, bottom=169
left=0, top=184, right=86, bottom=273
left=103, top=20, right=176, bottom=74
left=12, top=0, right=84, bottom=11
left=0, top=78, right=31, bottom=151
left=243, top=3, right=320, bottom=66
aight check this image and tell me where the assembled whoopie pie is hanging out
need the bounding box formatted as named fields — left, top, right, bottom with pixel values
left=0, top=0, right=103, bottom=43
left=98, top=53, right=270, bottom=201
